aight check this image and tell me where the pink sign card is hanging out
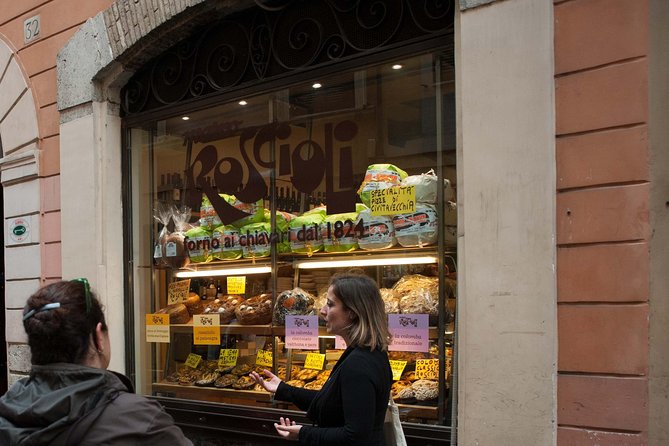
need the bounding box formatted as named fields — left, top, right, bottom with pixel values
left=335, top=335, right=347, bottom=350
left=285, top=315, right=319, bottom=350
left=388, top=314, right=429, bottom=352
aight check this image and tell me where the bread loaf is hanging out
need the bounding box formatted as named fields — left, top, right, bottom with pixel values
left=235, top=293, right=273, bottom=325
left=157, top=303, right=190, bottom=324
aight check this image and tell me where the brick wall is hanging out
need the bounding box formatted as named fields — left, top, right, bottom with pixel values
left=554, top=0, right=649, bottom=443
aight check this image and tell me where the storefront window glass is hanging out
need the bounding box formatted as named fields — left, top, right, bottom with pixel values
left=127, top=51, right=455, bottom=428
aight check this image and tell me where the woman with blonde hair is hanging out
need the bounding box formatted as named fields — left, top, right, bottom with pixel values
left=251, top=273, right=392, bottom=445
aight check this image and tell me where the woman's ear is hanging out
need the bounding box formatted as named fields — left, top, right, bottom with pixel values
left=93, top=322, right=105, bottom=353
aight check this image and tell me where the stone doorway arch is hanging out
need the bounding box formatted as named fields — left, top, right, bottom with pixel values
left=0, top=36, right=41, bottom=388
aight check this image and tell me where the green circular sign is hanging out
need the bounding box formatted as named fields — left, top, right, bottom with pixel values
left=12, top=225, right=26, bottom=236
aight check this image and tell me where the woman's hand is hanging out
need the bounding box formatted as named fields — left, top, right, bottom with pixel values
left=274, top=417, right=302, bottom=441
left=250, top=369, right=281, bottom=394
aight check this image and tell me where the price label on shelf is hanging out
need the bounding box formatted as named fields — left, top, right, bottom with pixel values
left=304, top=353, right=326, bottom=370
left=227, top=276, right=246, bottom=294
left=145, top=314, right=170, bottom=343
left=218, top=349, right=239, bottom=368
left=185, top=353, right=202, bottom=369
left=415, top=359, right=439, bottom=380
left=389, top=360, right=408, bottom=381
left=370, top=185, right=416, bottom=216
left=256, top=349, right=273, bottom=368
left=193, top=314, right=220, bottom=345
left=167, top=279, right=191, bottom=305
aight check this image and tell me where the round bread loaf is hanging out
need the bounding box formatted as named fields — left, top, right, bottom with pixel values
left=157, top=303, right=190, bottom=324
left=235, top=293, right=273, bottom=325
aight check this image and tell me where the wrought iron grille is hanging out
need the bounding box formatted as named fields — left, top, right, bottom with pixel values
left=121, top=0, right=454, bottom=116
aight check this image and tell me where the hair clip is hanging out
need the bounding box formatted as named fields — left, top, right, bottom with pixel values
left=23, top=302, right=61, bottom=321
left=71, top=278, right=92, bottom=314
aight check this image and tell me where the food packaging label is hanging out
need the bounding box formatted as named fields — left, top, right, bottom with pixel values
left=358, top=211, right=396, bottom=250
left=154, top=244, right=162, bottom=258
left=165, top=241, right=177, bottom=257
left=289, top=223, right=324, bottom=253
left=193, top=314, right=220, bottom=345
left=393, top=206, right=438, bottom=236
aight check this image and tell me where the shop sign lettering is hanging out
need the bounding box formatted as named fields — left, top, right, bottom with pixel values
left=185, top=120, right=358, bottom=224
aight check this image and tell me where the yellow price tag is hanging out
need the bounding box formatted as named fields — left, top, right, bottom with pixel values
left=227, top=276, right=246, bottom=294
left=255, top=349, right=273, bottom=368
left=167, top=279, right=191, bottom=305
left=389, top=360, right=408, bottom=381
left=370, top=185, right=416, bottom=216
left=185, top=353, right=202, bottom=369
left=218, top=349, right=239, bottom=368
left=304, top=353, right=325, bottom=370
left=415, top=359, right=439, bottom=380
left=146, top=314, right=169, bottom=325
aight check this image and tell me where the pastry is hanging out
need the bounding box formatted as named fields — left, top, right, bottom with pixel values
left=232, top=376, right=256, bottom=390
left=194, top=371, right=220, bottom=387
left=235, top=293, right=273, bottom=325
left=401, top=371, right=417, bottom=382
left=412, top=379, right=439, bottom=401
left=214, top=374, right=238, bottom=388
left=184, top=294, right=206, bottom=316
left=380, top=288, right=400, bottom=314
left=203, top=294, right=244, bottom=324
left=296, top=369, right=319, bottom=381
left=156, top=303, right=190, bottom=324
left=316, top=370, right=331, bottom=381
left=304, top=380, right=325, bottom=391
left=391, top=380, right=412, bottom=400
left=231, top=364, right=252, bottom=376
left=285, top=379, right=305, bottom=388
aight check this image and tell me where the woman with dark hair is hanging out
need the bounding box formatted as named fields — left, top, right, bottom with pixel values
left=250, top=273, right=392, bottom=445
left=0, top=279, right=192, bottom=445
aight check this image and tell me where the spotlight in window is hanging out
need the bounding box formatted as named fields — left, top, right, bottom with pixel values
left=181, top=116, right=190, bottom=121
left=239, top=100, right=248, bottom=106
left=312, top=82, right=322, bottom=89
left=392, top=64, right=403, bottom=70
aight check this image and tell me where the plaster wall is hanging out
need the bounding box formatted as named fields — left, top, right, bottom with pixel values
left=457, top=0, right=556, bottom=444
left=648, top=1, right=669, bottom=444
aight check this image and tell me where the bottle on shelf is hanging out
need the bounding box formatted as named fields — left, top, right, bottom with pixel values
left=216, top=280, right=223, bottom=299
left=206, top=279, right=217, bottom=299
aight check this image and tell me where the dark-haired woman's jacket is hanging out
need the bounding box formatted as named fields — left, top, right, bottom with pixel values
left=0, top=363, right=192, bottom=446
left=275, top=346, right=392, bottom=446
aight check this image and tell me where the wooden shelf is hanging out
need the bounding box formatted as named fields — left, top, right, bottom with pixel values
left=153, top=382, right=273, bottom=404
left=170, top=324, right=272, bottom=335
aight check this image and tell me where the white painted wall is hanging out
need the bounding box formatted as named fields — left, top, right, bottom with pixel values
left=456, top=0, right=556, bottom=444
left=60, top=102, right=125, bottom=372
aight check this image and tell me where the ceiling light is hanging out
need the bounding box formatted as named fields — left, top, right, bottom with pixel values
left=294, top=256, right=438, bottom=269
left=175, top=266, right=271, bottom=278
left=312, top=83, right=322, bottom=89
left=239, top=100, right=247, bottom=105
left=181, top=116, right=190, bottom=120
left=392, top=64, right=403, bottom=70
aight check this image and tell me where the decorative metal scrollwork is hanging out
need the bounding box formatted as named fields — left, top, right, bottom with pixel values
left=121, top=0, right=454, bottom=116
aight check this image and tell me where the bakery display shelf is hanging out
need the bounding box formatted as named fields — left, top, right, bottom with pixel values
left=152, top=382, right=273, bottom=403
left=396, top=403, right=439, bottom=420
left=170, top=324, right=273, bottom=335
left=280, top=245, right=448, bottom=260
left=270, top=326, right=442, bottom=338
